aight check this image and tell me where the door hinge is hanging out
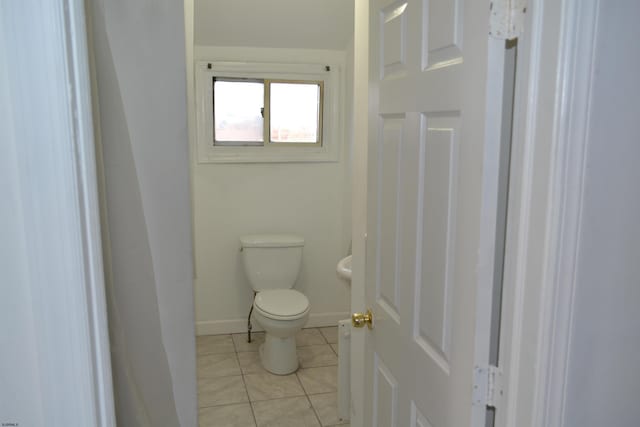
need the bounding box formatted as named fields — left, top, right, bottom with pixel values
left=473, top=365, right=504, bottom=409
left=489, top=0, right=527, bottom=40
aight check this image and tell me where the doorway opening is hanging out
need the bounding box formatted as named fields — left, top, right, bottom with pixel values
left=187, top=1, right=355, bottom=425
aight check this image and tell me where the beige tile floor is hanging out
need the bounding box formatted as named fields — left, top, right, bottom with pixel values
left=197, top=327, right=349, bottom=427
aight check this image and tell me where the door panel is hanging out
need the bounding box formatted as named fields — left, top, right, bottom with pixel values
left=416, top=114, right=459, bottom=364
left=424, top=0, right=463, bottom=68
left=381, top=2, right=408, bottom=77
left=374, top=355, right=400, bottom=426
left=412, top=402, right=436, bottom=427
left=364, top=0, right=501, bottom=426
left=377, top=116, right=405, bottom=319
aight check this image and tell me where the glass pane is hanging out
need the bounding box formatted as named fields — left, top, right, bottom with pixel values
left=270, top=82, right=321, bottom=144
left=214, top=80, right=264, bottom=144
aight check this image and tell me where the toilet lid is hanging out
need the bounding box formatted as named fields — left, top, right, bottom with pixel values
left=254, top=289, right=309, bottom=318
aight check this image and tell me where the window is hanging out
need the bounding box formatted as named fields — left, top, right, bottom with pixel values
left=196, top=60, right=342, bottom=163
left=268, top=81, right=323, bottom=145
left=213, top=79, right=323, bottom=147
left=213, top=80, right=264, bottom=145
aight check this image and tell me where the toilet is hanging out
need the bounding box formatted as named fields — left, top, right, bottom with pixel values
left=240, top=233, right=310, bottom=375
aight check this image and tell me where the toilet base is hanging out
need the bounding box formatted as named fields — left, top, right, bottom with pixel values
left=259, top=334, right=299, bottom=375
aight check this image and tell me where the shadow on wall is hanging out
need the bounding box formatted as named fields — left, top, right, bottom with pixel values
left=88, top=1, right=182, bottom=426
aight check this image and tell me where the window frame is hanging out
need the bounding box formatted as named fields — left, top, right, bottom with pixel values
left=196, top=60, right=341, bottom=163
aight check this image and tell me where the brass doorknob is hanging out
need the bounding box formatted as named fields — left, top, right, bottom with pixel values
left=352, top=309, right=373, bottom=329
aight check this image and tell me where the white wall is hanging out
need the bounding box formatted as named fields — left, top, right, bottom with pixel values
left=192, top=0, right=354, bottom=334
left=563, top=2, right=640, bottom=425
left=88, top=0, right=197, bottom=426
left=195, top=0, right=353, bottom=50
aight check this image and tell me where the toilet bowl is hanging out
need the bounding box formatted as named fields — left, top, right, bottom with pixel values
left=240, top=234, right=309, bottom=375
left=253, top=289, right=310, bottom=374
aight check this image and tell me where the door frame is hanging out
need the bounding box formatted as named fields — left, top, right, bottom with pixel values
left=1, top=0, right=114, bottom=425
left=497, top=0, right=600, bottom=426
left=351, top=0, right=596, bottom=426
left=349, top=1, right=369, bottom=426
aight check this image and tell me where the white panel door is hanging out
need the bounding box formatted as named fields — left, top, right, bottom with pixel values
left=362, top=0, right=505, bottom=426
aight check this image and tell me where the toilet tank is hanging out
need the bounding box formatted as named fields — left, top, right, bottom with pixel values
left=240, top=234, right=304, bottom=291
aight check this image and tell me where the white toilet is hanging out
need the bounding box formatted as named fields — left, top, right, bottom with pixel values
left=240, top=233, right=310, bottom=375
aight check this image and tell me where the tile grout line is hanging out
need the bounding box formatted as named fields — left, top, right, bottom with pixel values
left=198, top=373, right=245, bottom=379
left=237, top=347, right=259, bottom=427
left=305, top=393, right=325, bottom=427
left=294, top=370, right=307, bottom=396
left=321, top=328, right=329, bottom=345
left=198, top=401, right=253, bottom=410
left=294, top=366, right=324, bottom=426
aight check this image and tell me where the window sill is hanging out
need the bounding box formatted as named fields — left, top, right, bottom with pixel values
left=197, top=145, right=339, bottom=164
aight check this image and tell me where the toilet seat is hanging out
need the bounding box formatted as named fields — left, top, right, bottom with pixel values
left=254, top=289, right=310, bottom=320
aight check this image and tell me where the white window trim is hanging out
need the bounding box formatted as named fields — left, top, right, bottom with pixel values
left=196, top=60, right=343, bottom=163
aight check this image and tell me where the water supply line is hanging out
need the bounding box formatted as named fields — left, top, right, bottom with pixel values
left=247, top=291, right=257, bottom=343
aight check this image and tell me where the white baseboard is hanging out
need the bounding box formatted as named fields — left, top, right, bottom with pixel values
left=196, top=312, right=350, bottom=336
